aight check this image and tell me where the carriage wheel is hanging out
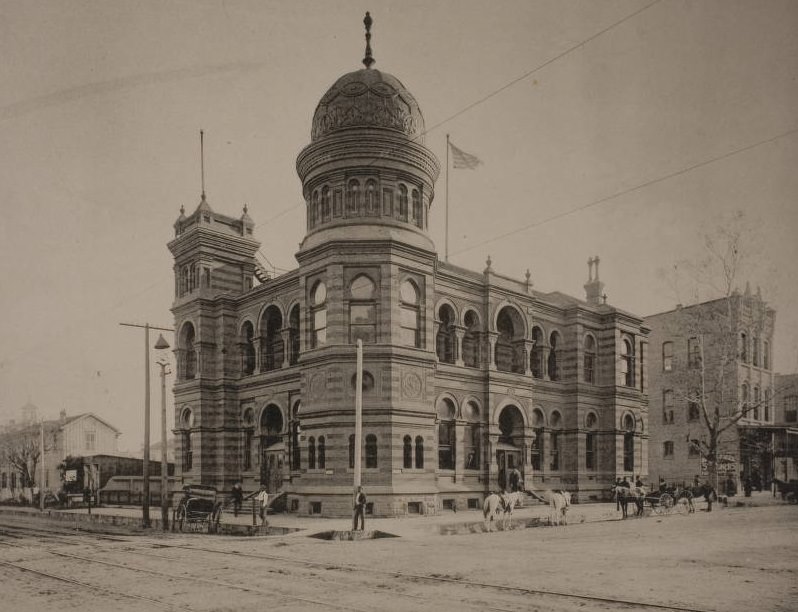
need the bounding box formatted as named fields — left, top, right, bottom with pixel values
left=659, top=493, right=674, bottom=514
left=175, top=505, right=186, bottom=532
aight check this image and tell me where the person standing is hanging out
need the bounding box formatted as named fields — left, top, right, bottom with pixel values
left=231, top=481, right=243, bottom=517
left=256, top=485, right=269, bottom=526
left=353, top=486, right=366, bottom=531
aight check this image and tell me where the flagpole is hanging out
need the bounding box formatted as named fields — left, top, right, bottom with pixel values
left=445, top=133, right=450, bottom=262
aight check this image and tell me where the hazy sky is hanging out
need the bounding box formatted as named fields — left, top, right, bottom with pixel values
left=1, top=0, right=796, bottom=452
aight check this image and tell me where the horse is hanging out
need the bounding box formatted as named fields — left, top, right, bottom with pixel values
left=526, top=487, right=572, bottom=526
left=611, top=484, right=645, bottom=518
left=672, top=486, right=696, bottom=513
left=483, top=490, right=524, bottom=531
left=689, top=483, right=717, bottom=511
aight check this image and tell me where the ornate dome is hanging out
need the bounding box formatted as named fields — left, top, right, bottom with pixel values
left=311, top=68, right=426, bottom=143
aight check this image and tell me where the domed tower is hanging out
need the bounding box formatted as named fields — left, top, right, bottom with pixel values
left=296, top=13, right=440, bottom=255
left=290, top=14, right=443, bottom=516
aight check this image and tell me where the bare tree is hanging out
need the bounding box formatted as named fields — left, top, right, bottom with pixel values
left=661, top=212, right=797, bottom=501
left=0, top=426, right=42, bottom=490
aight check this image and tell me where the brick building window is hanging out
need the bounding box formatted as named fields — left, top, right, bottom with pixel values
left=348, top=434, right=355, bottom=469
left=403, top=436, right=412, bottom=469
left=550, top=431, right=560, bottom=471
left=365, top=434, right=378, bottom=469
left=317, top=436, right=325, bottom=469
left=584, top=335, right=596, bottom=384
left=623, top=414, right=635, bottom=472
left=620, top=338, right=635, bottom=387
left=740, top=332, right=748, bottom=363
left=182, top=431, right=193, bottom=471
left=437, top=412, right=456, bottom=471
left=763, top=341, right=770, bottom=370
left=308, top=437, right=316, bottom=469
left=85, top=431, right=96, bottom=452
left=752, top=337, right=760, bottom=367
left=585, top=412, right=598, bottom=471
left=662, top=341, right=673, bottom=371
left=398, top=184, right=408, bottom=221
left=243, top=429, right=253, bottom=470
left=346, top=179, right=360, bottom=216
left=415, top=435, right=424, bottom=469
left=688, top=337, right=701, bottom=369
left=310, top=281, right=327, bottom=348
left=462, top=311, right=481, bottom=368
left=663, top=390, right=674, bottom=424
left=400, top=280, right=421, bottom=348
left=688, top=396, right=701, bottom=422
left=349, top=275, right=377, bottom=344
left=663, top=441, right=674, bottom=457
left=548, top=332, right=561, bottom=381
left=764, top=389, right=771, bottom=422
left=240, top=321, right=256, bottom=375
left=436, top=303, right=456, bottom=362
left=784, top=395, right=798, bottom=423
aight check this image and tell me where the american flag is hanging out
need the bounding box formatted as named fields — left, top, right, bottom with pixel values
left=449, top=141, right=483, bottom=169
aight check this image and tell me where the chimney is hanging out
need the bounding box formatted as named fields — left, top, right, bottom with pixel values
left=584, top=256, right=605, bottom=305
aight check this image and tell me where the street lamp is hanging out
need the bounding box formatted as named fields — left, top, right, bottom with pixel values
left=154, top=333, right=171, bottom=531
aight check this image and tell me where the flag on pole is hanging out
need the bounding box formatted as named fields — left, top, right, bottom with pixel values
left=449, top=141, right=483, bottom=169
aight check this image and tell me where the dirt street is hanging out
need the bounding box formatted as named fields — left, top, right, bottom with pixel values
left=0, top=503, right=796, bottom=612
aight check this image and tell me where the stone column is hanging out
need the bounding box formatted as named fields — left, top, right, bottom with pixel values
left=522, top=427, right=537, bottom=483
left=280, top=329, right=292, bottom=368
left=487, top=428, right=500, bottom=489
left=454, top=326, right=466, bottom=367
left=538, top=429, right=550, bottom=482
left=454, top=421, right=466, bottom=483
left=521, top=340, right=534, bottom=375
left=433, top=319, right=441, bottom=360
left=541, top=345, right=551, bottom=381
left=253, top=337, right=262, bottom=373
left=486, top=331, right=499, bottom=371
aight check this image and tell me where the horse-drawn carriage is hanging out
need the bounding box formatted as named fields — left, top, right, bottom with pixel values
left=613, top=485, right=692, bottom=518
left=773, top=479, right=798, bottom=504
left=173, top=485, right=223, bottom=533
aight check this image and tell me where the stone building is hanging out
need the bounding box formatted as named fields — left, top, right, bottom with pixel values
left=169, top=17, right=649, bottom=516
left=773, top=373, right=798, bottom=482
left=646, top=287, right=777, bottom=491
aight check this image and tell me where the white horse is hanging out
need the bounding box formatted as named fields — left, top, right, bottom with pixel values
left=483, top=491, right=524, bottom=531
left=527, top=487, right=572, bottom=526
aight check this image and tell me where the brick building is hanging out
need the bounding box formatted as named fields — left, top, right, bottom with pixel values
left=646, top=287, right=777, bottom=492
left=773, top=373, right=798, bottom=482
left=169, top=18, right=650, bottom=516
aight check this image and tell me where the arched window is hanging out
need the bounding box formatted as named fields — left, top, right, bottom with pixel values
left=400, top=280, right=421, bottom=348
left=180, top=322, right=197, bottom=380
left=346, top=179, right=360, bottom=216
left=240, top=321, right=256, bottom=375
left=398, top=184, right=408, bottom=221
left=288, top=305, right=300, bottom=365
left=688, top=337, right=701, bottom=368
left=260, top=405, right=283, bottom=452
left=415, top=435, right=424, bottom=469
left=688, top=392, right=700, bottom=422
left=496, top=307, right=523, bottom=373
left=308, top=436, right=316, bottom=469
left=463, top=401, right=480, bottom=470
left=662, top=341, right=673, bottom=371
left=311, top=281, right=327, bottom=348
left=349, top=275, right=376, bottom=344
left=585, top=412, right=598, bottom=470
left=436, top=304, right=456, bottom=363
left=462, top=311, right=480, bottom=368
left=740, top=332, right=748, bottom=363
left=365, top=434, right=378, bottom=468
left=181, top=408, right=193, bottom=472
left=437, top=398, right=456, bottom=470
left=763, top=341, right=770, bottom=370
left=550, top=411, right=562, bottom=471
left=403, top=435, right=412, bottom=469
left=321, top=186, right=331, bottom=222
left=290, top=401, right=301, bottom=470
left=584, top=334, right=596, bottom=384
left=620, top=338, right=635, bottom=387
left=531, top=327, right=544, bottom=379
left=348, top=434, right=355, bottom=469
left=753, top=337, right=760, bottom=367
left=260, top=306, right=284, bottom=371
left=623, top=414, right=635, bottom=472
left=365, top=179, right=378, bottom=215
left=318, top=436, right=326, bottom=469
left=411, top=188, right=422, bottom=227
left=548, top=332, right=561, bottom=381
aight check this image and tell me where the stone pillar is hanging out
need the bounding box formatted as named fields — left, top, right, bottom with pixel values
left=454, top=326, right=466, bottom=367
left=522, top=427, right=536, bottom=483
left=433, top=319, right=441, bottom=360
left=253, top=337, right=262, bottom=373
left=486, top=331, right=499, bottom=371
left=454, top=421, right=466, bottom=483
left=539, top=430, right=550, bottom=482
left=280, top=329, right=292, bottom=368
left=541, top=345, right=551, bottom=381
left=521, top=340, right=534, bottom=375
left=487, top=429, right=500, bottom=489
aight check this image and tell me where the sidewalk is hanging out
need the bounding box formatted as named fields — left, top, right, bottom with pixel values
left=0, top=490, right=783, bottom=538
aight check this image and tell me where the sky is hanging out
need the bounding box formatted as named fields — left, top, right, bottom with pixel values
left=0, top=0, right=796, bottom=453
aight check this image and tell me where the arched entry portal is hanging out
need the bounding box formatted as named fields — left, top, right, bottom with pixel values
left=497, top=405, right=525, bottom=492
left=260, top=405, right=284, bottom=493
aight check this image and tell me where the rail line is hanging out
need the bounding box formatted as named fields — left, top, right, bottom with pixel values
left=0, top=519, right=719, bottom=612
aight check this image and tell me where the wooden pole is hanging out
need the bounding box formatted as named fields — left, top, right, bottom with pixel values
left=354, top=340, right=363, bottom=492
left=143, top=323, right=151, bottom=528
left=445, top=134, right=450, bottom=262
left=40, top=420, right=45, bottom=512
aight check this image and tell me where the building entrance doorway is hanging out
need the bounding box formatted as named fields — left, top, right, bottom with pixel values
left=496, top=444, right=524, bottom=491
left=260, top=447, right=284, bottom=493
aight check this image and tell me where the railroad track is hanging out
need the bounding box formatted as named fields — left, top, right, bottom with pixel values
left=0, top=521, right=718, bottom=612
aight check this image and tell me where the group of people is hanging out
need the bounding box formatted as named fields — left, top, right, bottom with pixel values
left=229, top=481, right=270, bottom=525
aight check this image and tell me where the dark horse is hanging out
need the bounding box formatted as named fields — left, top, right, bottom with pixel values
left=611, top=485, right=645, bottom=518
left=682, top=483, right=717, bottom=512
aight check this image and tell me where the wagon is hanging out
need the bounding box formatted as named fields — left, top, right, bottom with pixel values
left=773, top=479, right=798, bottom=504
left=173, top=485, right=223, bottom=533
left=643, top=490, right=690, bottom=515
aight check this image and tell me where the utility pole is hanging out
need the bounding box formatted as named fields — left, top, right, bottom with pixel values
left=40, top=420, right=45, bottom=512
left=354, top=340, right=363, bottom=492
left=120, top=322, right=173, bottom=528
left=155, top=338, right=171, bottom=530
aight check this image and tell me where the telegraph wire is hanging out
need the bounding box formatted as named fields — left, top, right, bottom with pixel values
left=259, top=0, right=663, bottom=227
left=449, top=125, right=798, bottom=258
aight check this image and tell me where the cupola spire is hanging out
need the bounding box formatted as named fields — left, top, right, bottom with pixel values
left=200, top=129, right=206, bottom=201
left=362, top=12, right=375, bottom=68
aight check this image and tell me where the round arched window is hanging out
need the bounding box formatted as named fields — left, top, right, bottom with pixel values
left=312, top=281, right=327, bottom=306
left=350, top=275, right=375, bottom=299
left=400, top=279, right=418, bottom=304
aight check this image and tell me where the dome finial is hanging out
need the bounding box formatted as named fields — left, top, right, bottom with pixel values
left=362, top=12, right=375, bottom=68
